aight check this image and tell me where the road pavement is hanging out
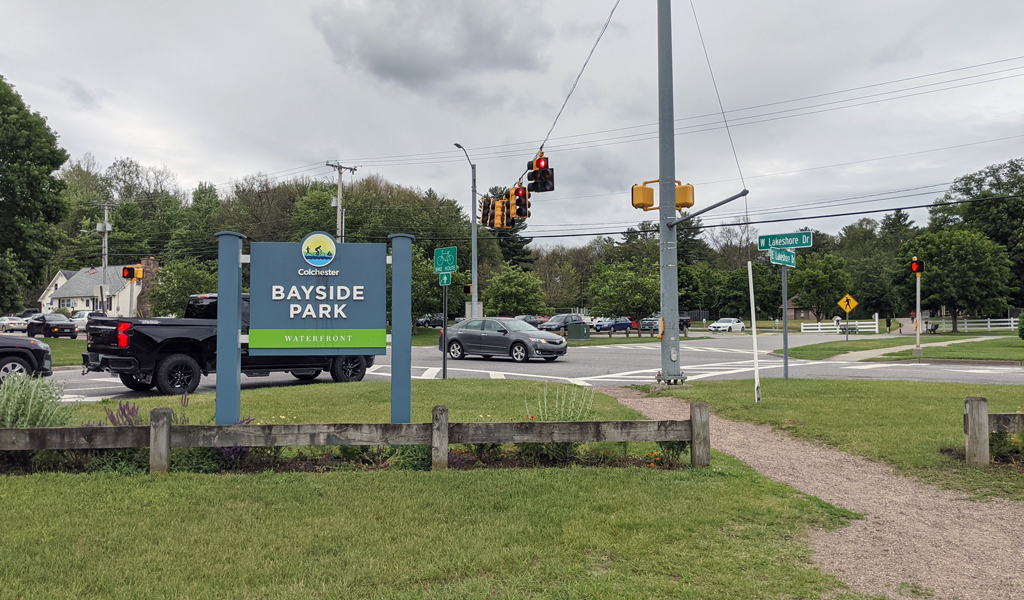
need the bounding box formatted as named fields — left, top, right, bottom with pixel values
left=55, top=332, right=1022, bottom=403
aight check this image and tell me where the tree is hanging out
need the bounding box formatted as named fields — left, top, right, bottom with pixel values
left=895, top=229, right=1012, bottom=332
left=588, top=261, right=659, bottom=321
left=482, top=263, right=545, bottom=316
left=704, top=219, right=760, bottom=270
left=0, top=250, right=28, bottom=315
left=147, top=259, right=218, bottom=317
left=788, top=253, right=852, bottom=322
left=164, top=182, right=222, bottom=260
left=0, top=75, right=69, bottom=286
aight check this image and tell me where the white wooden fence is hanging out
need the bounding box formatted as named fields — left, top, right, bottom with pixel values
left=925, top=317, right=1018, bottom=333
left=801, top=313, right=879, bottom=334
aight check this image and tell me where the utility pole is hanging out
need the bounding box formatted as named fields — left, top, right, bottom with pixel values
left=326, top=162, right=357, bottom=243
left=656, top=0, right=682, bottom=384
left=454, top=143, right=480, bottom=318
left=97, top=203, right=113, bottom=313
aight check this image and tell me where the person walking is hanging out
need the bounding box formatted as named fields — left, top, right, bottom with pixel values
left=886, top=316, right=892, bottom=333
left=833, top=314, right=841, bottom=333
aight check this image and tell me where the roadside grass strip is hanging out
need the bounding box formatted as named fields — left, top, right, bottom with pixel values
left=0, top=457, right=866, bottom=599
left=775, top=336, right=965, bottom=360
left=657, top=379, right=1024, bottom=501
left=35, top=337, right=87, bottom=367
left=868, top=336, right=1024, bottom=362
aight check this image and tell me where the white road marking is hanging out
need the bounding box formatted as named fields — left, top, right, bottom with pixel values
left=418, top=367, right=440, bottom=380
left=843, top=364, right=897, bottom=370
left=488, top=371, right=506, bottom=379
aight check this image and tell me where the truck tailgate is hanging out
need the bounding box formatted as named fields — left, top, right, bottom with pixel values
left=86, top=317, right=120, bottom=351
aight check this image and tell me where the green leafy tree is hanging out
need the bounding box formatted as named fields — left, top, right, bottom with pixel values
left=588, top=261, right=659, bottom=321
left=789, top=253, right=852, bottom=322
left=718, top=263, right=783, bottom=321
left=164, top=182, right=222, bottom=260
left=0, top=250, right=28, bottom=315
left=895, top=229, right=1012, bottom=332
left=0, top=75, right=69, bottom=286
left=482, top=262, right=546, bottom=316
left=148, top=258, right=218, bottom=317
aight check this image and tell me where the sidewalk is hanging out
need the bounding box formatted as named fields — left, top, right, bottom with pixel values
left=823, top=336, right=990, bottom=362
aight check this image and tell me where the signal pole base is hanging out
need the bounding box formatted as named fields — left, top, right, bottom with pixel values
left=912, top=347, right=924, bottom=356
left=655, top=371, right=687, bottom=386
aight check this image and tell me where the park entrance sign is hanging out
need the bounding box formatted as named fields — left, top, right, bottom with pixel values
left=249, top=231, right=387, bottom=353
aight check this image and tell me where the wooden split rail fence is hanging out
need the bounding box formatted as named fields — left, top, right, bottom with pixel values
left=0, top=404, right=711, bottom=472
left=963, top=397, right=1024, bottom=468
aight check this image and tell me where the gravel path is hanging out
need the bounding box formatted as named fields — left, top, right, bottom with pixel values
left=597, top=386, right=1024, bottom=600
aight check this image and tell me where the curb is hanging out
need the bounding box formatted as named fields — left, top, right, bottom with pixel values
left=870, top=358, right=1024, bottom=367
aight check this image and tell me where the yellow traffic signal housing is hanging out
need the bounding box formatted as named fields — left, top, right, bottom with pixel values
left=676, top=183, right=694, bottom=210
left=632, top=179, right=695, bottom=212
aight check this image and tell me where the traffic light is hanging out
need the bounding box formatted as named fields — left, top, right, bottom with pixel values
left=513, top=184, right=531, bottom=219
left=527, top=153, right=554, bottom=193
left=463, top=284, right=472, bottom=295
left=910, top=256, right=925, bottom=276
left=121, top=264, right=143, bottom=282
left=675, top=182, right=694, bottom=210
left=632, top=183, right=655, bottom=210
left=503, top=197, right=515, bottom=229
left=480, top=197, right=493, bottom=226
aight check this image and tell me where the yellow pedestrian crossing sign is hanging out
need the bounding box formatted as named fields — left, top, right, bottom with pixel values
left=838, top=294, right=858, bottom=313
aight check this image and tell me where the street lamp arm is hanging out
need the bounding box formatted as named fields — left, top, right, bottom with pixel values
left=667, top=189, right=748, bottom=228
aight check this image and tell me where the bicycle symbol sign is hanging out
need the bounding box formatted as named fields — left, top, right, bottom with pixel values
left=433, top=247, right=457, bottom=274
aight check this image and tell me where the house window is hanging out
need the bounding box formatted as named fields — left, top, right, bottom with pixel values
left=59, top=298, right=76, bottom=308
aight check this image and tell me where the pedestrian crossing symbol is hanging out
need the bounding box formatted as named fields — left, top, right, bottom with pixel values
left=837, top=294, right=858, bottom=313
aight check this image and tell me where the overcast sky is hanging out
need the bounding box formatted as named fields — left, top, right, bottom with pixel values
left=3, top=0, right=1023, bottom=247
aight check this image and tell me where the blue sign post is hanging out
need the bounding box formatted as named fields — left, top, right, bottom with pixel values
left=389, top=234, right=414, bottom=424
left=215, top=231, right=245, bottom=425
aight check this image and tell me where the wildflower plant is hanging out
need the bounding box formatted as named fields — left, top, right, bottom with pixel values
left=0, top=374, right=71, bottom=428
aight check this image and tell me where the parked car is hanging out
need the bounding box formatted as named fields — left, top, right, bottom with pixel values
left=708, top=317, right=745, bottom=332
left=0, top=334, right=52, bottom=381
left=594, top=316, right=635, bottom=332
left=515, top=315, right=542, bottom=327
left=537, top=313, right=585, bottom=332
left=0, top=316, right=27, bottom=333
left=591, top=317, right=610, bottom=331
left=26, top=313, right=79, bottom=339
left=416, top=313, right=444, bottom=328
left=71, top=310, right=108, bottom=331
left=15, top=308, right=39, bottom=319
left=440, top=317, right=567, bottom=362
left=640, top=314, right=693, bottom=331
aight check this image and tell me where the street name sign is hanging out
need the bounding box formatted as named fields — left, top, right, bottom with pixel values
left=769, top=247, right=796, bottom=268
left=439, top=273, right=451, bottom=286
left=837, top=294, right=858, bottom=314
left=434, top=247, right=457, bottom=274
left=758, top=231, right=813, bottom=251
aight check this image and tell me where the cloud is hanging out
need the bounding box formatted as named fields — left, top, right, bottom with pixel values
left=311, top=0, right=553, bottom=99
left=59, top=78, right=109, bottom=110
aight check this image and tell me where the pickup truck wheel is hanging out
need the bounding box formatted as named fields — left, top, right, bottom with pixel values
left=291, top=370, right=322, bottom=381
left=119, top=373, right=155, bottom=391
left=0, top=357, right=30, bottom=381
left=155, top=353, right=202, bottom=396
left=331, top=356, right=365, bottom=382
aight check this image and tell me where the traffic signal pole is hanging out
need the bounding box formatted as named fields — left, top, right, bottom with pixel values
left=914, top=271, right=923, bottom=355
left=656, top=0, right=681, bottom=383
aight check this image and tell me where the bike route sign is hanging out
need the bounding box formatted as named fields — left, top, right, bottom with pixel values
left=434, top=246, right=457, bottom=274
left=248, top=231, right=387, bottom=353
left=758, top=231, right=813, bottom=251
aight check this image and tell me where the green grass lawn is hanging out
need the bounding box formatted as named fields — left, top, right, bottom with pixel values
left=4, top=380, right=873, bottom=598
left=0, top=457, right=866, bottom=599
left=658, top=379, right=1024, bottom=500
left=37, top=337, right=87, bottom=367
left=870, top=336, right=1024, bottom=362
left=776, top=336, right=965, bottom=360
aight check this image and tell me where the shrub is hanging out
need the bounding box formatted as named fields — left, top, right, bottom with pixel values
left=1018, top=316, right=1023, bottom=341
left=387, top=445, right=432, bottom=471
left=0, top=374, right=71, bottom=428
left=517, top=383, right=596, bottom=465
left=656, top=440, right=690, bottom=467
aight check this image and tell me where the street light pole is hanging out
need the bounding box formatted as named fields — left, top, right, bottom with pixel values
left=656, top=0, right=681, bottom=384
left=454, top=143, right=479, bottom=318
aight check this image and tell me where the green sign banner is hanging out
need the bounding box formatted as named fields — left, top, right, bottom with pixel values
left=249, top=328, right=387, bottom=349
left=758, top=231, right=812, bottom=251
left=769, top=247, right=796, bottom=268
left=439, top=273, right=451, bottom=286
left=434, top=246, right=457, bottom=274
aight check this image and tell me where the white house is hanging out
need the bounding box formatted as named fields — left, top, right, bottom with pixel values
left=42, top=266, right=144, bottom=317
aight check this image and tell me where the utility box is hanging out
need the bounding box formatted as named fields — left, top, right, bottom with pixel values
left=566, top=322, right=590, bottom=341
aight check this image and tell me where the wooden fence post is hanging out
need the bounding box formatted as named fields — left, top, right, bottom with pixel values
left=690, top=402, right=710, bottom=468
left=964, top=397, right=989, bottom=468
left=431, top=405, right=448, bottom=470
left=149, top=408, right=172, bottom=473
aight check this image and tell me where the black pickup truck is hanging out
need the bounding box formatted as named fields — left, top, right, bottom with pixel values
left=82, top=294, right=374, bottom=395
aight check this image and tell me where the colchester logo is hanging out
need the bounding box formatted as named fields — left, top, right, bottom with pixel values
left=301, top=233, right=336, bottom=267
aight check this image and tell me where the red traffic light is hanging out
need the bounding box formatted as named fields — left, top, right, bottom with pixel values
left=122, top=266, right=133, bottom=279
left=514, top=187, right=525, bottom=198
left=910, top=258, right=925, bottom=274
left=535, top=157, right=547, bottom=169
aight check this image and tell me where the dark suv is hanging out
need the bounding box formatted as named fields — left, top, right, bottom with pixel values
left=538, top=313, right=584, bottom=332
left=0, top=335, right=53, bottom=381
left=27, top=313, right=79, bottom=339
